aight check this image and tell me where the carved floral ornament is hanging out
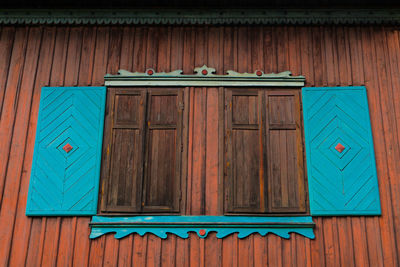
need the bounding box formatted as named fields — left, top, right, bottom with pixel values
left=104, top=65, right=305, bottom=87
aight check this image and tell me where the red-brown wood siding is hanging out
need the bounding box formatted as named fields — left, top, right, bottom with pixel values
left=0, top=25, right=399, bottom=267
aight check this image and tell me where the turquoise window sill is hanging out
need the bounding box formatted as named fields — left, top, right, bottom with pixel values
left=89, top=216, right=315, bottom=239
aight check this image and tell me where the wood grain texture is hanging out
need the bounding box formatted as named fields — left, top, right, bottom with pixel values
left=0, top=25, right=399, bottom=266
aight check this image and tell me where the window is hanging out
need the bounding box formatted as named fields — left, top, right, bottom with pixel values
left=224, top=88, right=307, bottom=214
left=25, top=69, right=379, bottom=240
left=99, top=88, right=186, bottom=213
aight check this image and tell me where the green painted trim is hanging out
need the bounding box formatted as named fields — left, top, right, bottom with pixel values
left=1, top=9, right=400, bottom=25
left=104, top=65, right=305, bottom=87
left=90, top=216, right=315, bottom=239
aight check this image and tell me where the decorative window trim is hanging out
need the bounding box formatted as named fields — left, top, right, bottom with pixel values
left=104, top=65, right=305, bottom=87
left=90, top=216, right=315, bottom=239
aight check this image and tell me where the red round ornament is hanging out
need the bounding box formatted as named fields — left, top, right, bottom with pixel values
left=147, top=69, right=154, bottom=75
left=256, top=70, right=263, bottom=76
left=199, top=229, right=206, bottom=236
left=201, top=69, right=208, bottom=75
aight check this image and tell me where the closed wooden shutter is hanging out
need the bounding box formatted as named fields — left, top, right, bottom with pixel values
left=26, top=87, right=106, bottom=216
left=225, top=89, right=267, bottom=213
left=265, top=91, right=306, bottom=213
left=142, top=89, right=183, bottom=212
left=102, top=89, right=146, bottom=212
left=302, top=86, right=381, bottom=215
left=224, top=88, right=306, bottom=214
left=101, top=88, right=183, bottom=213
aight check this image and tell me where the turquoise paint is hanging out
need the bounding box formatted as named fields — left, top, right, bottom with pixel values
left=90, top=216, right=315, bottom=239
left=26, top=87, right=106, bottom=216
left=302, top=86, right=381, bottom=216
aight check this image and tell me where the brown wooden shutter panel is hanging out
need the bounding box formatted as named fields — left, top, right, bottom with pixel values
left=265, top=91, right=306, bottom=213
left=102, top=89, right=146, bottom=212
left=225, top=89, right=267, bottom=213
left=142, top=89, right=183, bottom=212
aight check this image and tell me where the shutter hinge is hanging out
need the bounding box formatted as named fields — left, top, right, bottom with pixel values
left=179, top=102, right=184, bottom=110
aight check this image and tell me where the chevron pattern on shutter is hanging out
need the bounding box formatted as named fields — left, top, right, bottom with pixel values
left=26, top=87, right=106, bottom=216
left=302, top=86, right=381, bottom=216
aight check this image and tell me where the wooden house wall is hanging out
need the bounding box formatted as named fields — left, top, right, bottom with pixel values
left=0, top=25, right=399, bottom=267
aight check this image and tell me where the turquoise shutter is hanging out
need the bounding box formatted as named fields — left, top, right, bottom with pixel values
left=302, top=86, right=381, bottom=216
left=26, top=87, right=106, bottom=216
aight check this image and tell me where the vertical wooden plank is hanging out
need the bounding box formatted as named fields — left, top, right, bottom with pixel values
left=288, top=25, right=311, bottom=267
left=64, top=27, right=83, bottom=86
left=0, top=27, right=15, bottom=114
left=88, top=236, right=106, bottom=267
left=78, top=26, right=97, bottom=86
left=0, top=27, right=28, bottom=209
left=277, top=26, right=289, bottom=72
left=0, top=26, right=41, bottom=267
left=132, top=235, right=147, bottom=267
left=204, top=26, right=223, bottom=267
left=103, top=236, right=119, bottom=267
left=317, top=26, right=341, bottom=267
left=72, top=26, right=98, bottom=267
left=311, top=26, right=325, bottom=86
left=73, top=218, right=91, bottom=267
left=56, top=26, right=84, bottom=267
left=205, top=234, right=221, bottom=267
left=189, top=235, right=201, bottom=267
left=299, top=27, right=314, bottom=86
left=102, top=25, right=124, bottom=267
left=267, top=235, right=282, bottom=267
left=161, top=236, right=176, bottom=267
left=115, top=26, right=135, bottom=267
left=236, top=26, right=256, bottom=266
left=351, top=217, right=370, bottom=266
left=368, top=26, right=398, bottom=267
left=263, top=26, right=275, bottom=74
left=119, top=26, right=135, bottom=71
left=2, top=27, right=41, bottom=267
left=221, top=27, right=238, bottom=267
left=253, top=233, right=267, bottom=267
left=336, top=26, right=352, bottom=86
left=384, top=27, right=400, bottom=262
left=88, top=26, right=110, bottom=267
left=184, top=29, right=195, bottom=215
left=205, top=27, right=220, bottom=216
left=363, top=26, right=396, bottom=267
left=92, top=26, right=110, bottom=85
left=147, top=235, right=162, bottom=267
left=282, top=237, right=296, bottom=267
left=191, top=27, right=207, bottom=215
left=334, top=26, right=356, bottom=267
left=118, top=235, right=133, bottom=267
left=25, top=218, right=43, bottom=267
left=297, top=25, right=325, bottom=267
left=190, top=27, right=207, bottom=221
left=167, top=27, right=185, bottom=267
left=40, top=26, right=70, bottom=267
left=132, top=27, right=147, bottom=72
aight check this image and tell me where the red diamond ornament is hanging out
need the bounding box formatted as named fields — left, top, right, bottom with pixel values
left=335, top=143, right=345, bottom=153
left=63, top=143, right=73, bottom=153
